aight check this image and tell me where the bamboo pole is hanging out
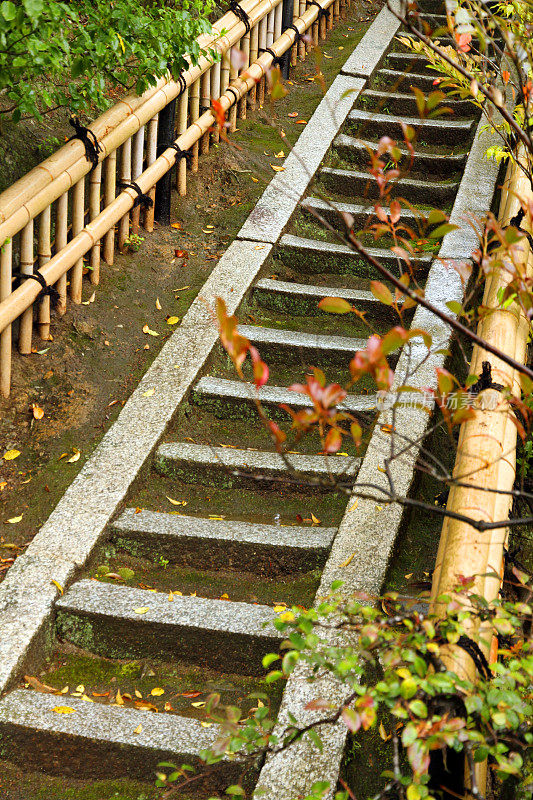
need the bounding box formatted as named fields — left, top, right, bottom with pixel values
left=429, top=155, right=533, bottom=796
left=291, top=0, right=299, bottom=65
left=228, top=45, right=239, bottom=132
left=0, top=0, right=283, bottom=247
left=130, top=127, right=145, bottom=235
left=299, top=0, right=306, bottom=59
left=239, top=33, right=251, bottom=119
left=200, top=69, right=212, bottom=153
left=249, top=22, right=259, bottom=107
left=0, top=237, right=12, bottom=396
left=177, top=89, right=189, bottom=196
left=144, top=116, right=158, bottom=232
left=54, top=192, right=68, bottom=315
left=102, top=153, right=117, bottom=265
left=18, top=221, right=34, bottom=354
left=258, top=16, right=268, bottom=103
left=211, top=62, right=222, bottom=141
left=89, top=162, right=103, bottom=284
left=37, top=206, right=52, bottom=340
left=118, top=139, right=131, bottom=252
left=190, top=78, right=201, bottom=170
left=70, top=178, right=85, bottom=303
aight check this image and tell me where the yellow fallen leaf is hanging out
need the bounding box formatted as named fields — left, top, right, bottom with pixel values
left=59, top=686, right=69, bottom=694
left=142, top=388, right=155, bottom=398
left=166, top=497, right=187, bottom=506
left=310, top=513, right=320, bottom=525
left=273, top=604, right=287, bottom=612
left=81, top=694, right=94, bottom=702
left=81, top=292, right=96, bottom=306
left=67, top=448, right=80, bottom=463
left=279, top=611, right=295, bottom=623
left=200, top=721, right=213, bottom=727
left=134, top=723, right=143, bottom=734
left=379, top=722, right=391, bottom=741
left=340, top=552, right=355, bottom=568
left=142, top=325, right=159, bottom=337
left=191, top=701, right=206, bottom=708
left=53, top=706, right=76, bottom=714
left=168, top=592, right=174, bottom=602
left=155, top=298, right=162, bottom=310
left=0, top=481, right=7, bottom=490
left=114, top=689, right=124, bottom=706
left=270, top=164, right=285, bottom=172
left=348, top=499, right=359, bottom=513
left=404, top=573, right=413, bottom=579
left=134, top=607, right=150, bottom=615
left=254, top=245, right=265, bottom=250
left=151, top=688, right=165, bottom=696
left=51, top=580, right=64, bottom=595
left=166, top=316, right=180, bottom=325
left=274, top=150, right=285, bottom=158
left=205, top=224, right=214, bottom=230
left=164, top=701, right=174, bottom=712
left=171, top=222, right=182, bottom=230
left=32, top=404, right=44, bottom=420
left=7, top=515, right=22, bottom=523
left=202, top=229, right=214, bottom=234
left=208, top=515, right=224, bottom=520
left=251, top=176, right=259, bottom=182
left=135, top=689, right=143, bottom=698
left=2, top=449, right=20, bottom=461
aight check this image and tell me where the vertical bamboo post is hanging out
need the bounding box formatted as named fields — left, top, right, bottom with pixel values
left=312, top=8, right=319, bottom=48
left=228, top=44, right=239, bottom=132
left=291, top=0, right=298, bottom=65
left=0, top=237, right=12, bottom=397
left=144, top=115, right=158, bottom=232
left=130, top=126, right=145, bottom=235
left=190, top=78, right=200, bottom=171
left=249, top=23, right=259, bottom=106
left=102, top=152, right=117, bottom=265
left=334, top=0, right=340, bottom=19
left=118, top=138, right=131, bottom=252
left=154, top=98, right=176, bottom=226
left=37, top=205, right=52, bottom=340
left=54, top=192, right=68, bottom=314
left=89, top=162, right=102, bottom=284
left=266, top=8, right=275, bottom=50
left=18, top=220, right=34, bottom=353
left=201, top=69, right=212, bottom=153
left=211, top=62, right=221, bottom=141
left=258, top=17, right=268, bottom=103
left=238, top=33, right=250, bottom=119
left=298, top=1, right=306, bottom=59
left=177, top=89, right=189, bottom=196
left=327, top=1, right=333, bottom=30
left=70, top=177, right=85, bottom=303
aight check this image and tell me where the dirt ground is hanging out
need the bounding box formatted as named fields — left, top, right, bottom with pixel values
left=0, top=4, right=381, bottom=586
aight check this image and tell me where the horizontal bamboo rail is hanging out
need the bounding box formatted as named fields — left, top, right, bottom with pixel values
left=0, top=0, right=343, bottom=397
left=430, top=154, right=532, bottom=793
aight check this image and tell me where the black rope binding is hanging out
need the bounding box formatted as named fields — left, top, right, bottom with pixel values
left=287, top=23, right=302, bottom=42
left=308, top=0, right=328, bottom=20
left=14, top=271, right=60, bottom=306
left=159, top=142, right=192, bottom=162
left=258, top=46, right=280, bottom=65
left=230, top=0, right=251, bottom=34
left=456, top=635, right=492, bottom=680
left=117, top=180, right=153, bottom=209
left=469, top=361, right=505, bottom=395
left=68, top=116, right=102, bottom=170
left=226, top=85, right=240, bottom=104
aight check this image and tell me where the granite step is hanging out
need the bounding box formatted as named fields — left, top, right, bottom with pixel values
left=253, top=276, right=401, bottom=324
left=361, top=88, right=474, bottom=117
left=346, top=108, right=474, bottom=145
left=0, top=689, right=231, bottom=783
left=155, top=441, right=361, bottom=491
left=374, top=67, right=445, bottom=93
left=55, top=580, right=282, bottom=675
left=333, top=132, right=467, bottom=176
left=236, top=323, right=369, bottom=365
left=320, top=166, right=459, bottom=205
left=386, top=51, right=447, bottom=75
left=300, top=196, right=420, bottom=230
left=276, top=233, right=432, bottom=278
left=112, top=507, right=336, bottom=575
left=192, top=376, right=378, bottom=421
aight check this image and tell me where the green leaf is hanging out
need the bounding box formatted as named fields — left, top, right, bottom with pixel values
left=446, top=300, right=463, bottom=315
left=318, top=296, right=352, bottom=314
left=408, top=699, right=428, bottom=718
left=118, top=567, right=135, bottom=581
left=1, top=1, right=16, bottom=21
left=429, top=223, right=459, bottom=239
left=226, top=786, right=245, bottom=796
left=262, top=653, right=280, bottom=668
left=370, top=281, right=394, bottom=306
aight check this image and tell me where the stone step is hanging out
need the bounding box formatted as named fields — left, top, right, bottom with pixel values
left=333, top=132, right=467, bottom=176
left=386, top=51, right=441, bottom=75
left=361, top=88, right=474, bottom=117
left=346, top=108, right=474, bottom=145
left=320, top=165, right=459, bottom=206
left=253, top=276, right=400, bottom=324
left=375, top=67, right=444, bottom=92
left=192, top=376, right=378, bottom=421
left=235, top=323, right=368, bottom=365
left=55, top=580, right=282, bottom=675
left=155, top=441, right=360, bottom=491
left=112, top=507, right=336, bottom=575
left=277, top=233, right=432, bottom=278
left=301, top=196, right=420, bottom=230
left=0, top=689, right=232, bottom=783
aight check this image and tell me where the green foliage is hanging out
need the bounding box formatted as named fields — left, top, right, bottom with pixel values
left=0, top=0, right=214, bottom=122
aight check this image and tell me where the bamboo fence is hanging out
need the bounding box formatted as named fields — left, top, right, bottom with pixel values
left=429, top=153, right=532, bottom=793
left=0, top=0, right=347, bottom=397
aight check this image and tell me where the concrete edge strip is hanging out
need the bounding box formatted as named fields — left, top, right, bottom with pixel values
left=0, top=21, right=379, bottom=694
left=253, top=118, right=503, bottom=799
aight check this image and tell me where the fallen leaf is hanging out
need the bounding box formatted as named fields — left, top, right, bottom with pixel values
left=348, top=499, right=359, bottom=513
left=133, top=723, right=143, bottom=734
left=274, top=604, right=287, bottom=612
left=174, top=250, right=188, bottom=259
left=404, top=573, right=413, bottom=579
left=151, top=688, right=165, bottom=696
left=251, top=176, right=259, bottom=182
left=200, top=721, right=213, bottom=727
left=67, top=448, right=81, bottom=463
left=295, top=120, right=307, bottom=125
left=164, top=701, right=174, bottom=712
left=340, top=553, right=355, bottom=568
left=24, top=675, right=57, bottom=694
left=155, top=298, right=162, bottom=310
left=134, top=700, right=158, bottom=712
left=288, top=111, right=298, bottom=117
left=202, top=229, right=214, bottom=234
left=274, top=151, right=285, bottom=158
left=32, top=404, right=44, bottom=420
left=171, top=223, right=182, bottom=230
left=310, top=513, right=320, bottom=525
left=181, top=690, right=201, bottom=698
left=135, top=689, right=143, bottom=698
left=2, top=450, right=20, bottom=461
left=92, top=691, right=110, bottom=697
left=51, top=580, right=64, bottom=595
left=142, top=388, right=155, bottom=398
left=166, top=497, right=187, bottom=506
left=0, top=482, right=7, bottom=490
left=270, top=164, right=285, bottom=172
left=134, top=607, right=150, bottom=615
left=114, top=689, right=124, bottom=706
left=142, top=325, right=159, bottom=337
left=81, top=292, right=96, bottom=305
left=191, top=701, right=206, bottom=708
left=166, top=316, right=180, bottom=325
left=6, top=515, right=22, bottom=523
left=379, top=721, right=391, bottom=741
left=53, top=706, right=76, bottom=714
left=254, top=245, right=265, bottom=250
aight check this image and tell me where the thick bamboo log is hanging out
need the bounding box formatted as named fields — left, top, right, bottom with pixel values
left=70, top=178, right=85, bottom=303
left=291, top=0, right=299, bottom=65
left=37, top=206, right=52, bottom=340
left=258, top=16, right=268, bottom=102
left=118, top=139, right=132, bottom=252
left=144, top=116, right=158, bottom=232
left=18, top=221, right=34, bottom=354
left=211, top=62, right=222, bottom=141
left=54, top=193, right=68, bottom=315
left=190, top=78, right=201, bottom=170
left=130, top=127, right=145, bottom=235
left=0, top=0, right=283, bottom=247
left=102, top=153, right=117, bottom=265
left=299, top=0, right=306, bottom=58
left=0, top=238, right=12, bottom=396
left=239, top=33, right=251, bottom=119
left=176, top=90, right=189, bottom=196
left=249, top=23, right=259, bottom=106
left=89, top=162, right=103, bottom=284
left=200, top=69, right=212, bottom=153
